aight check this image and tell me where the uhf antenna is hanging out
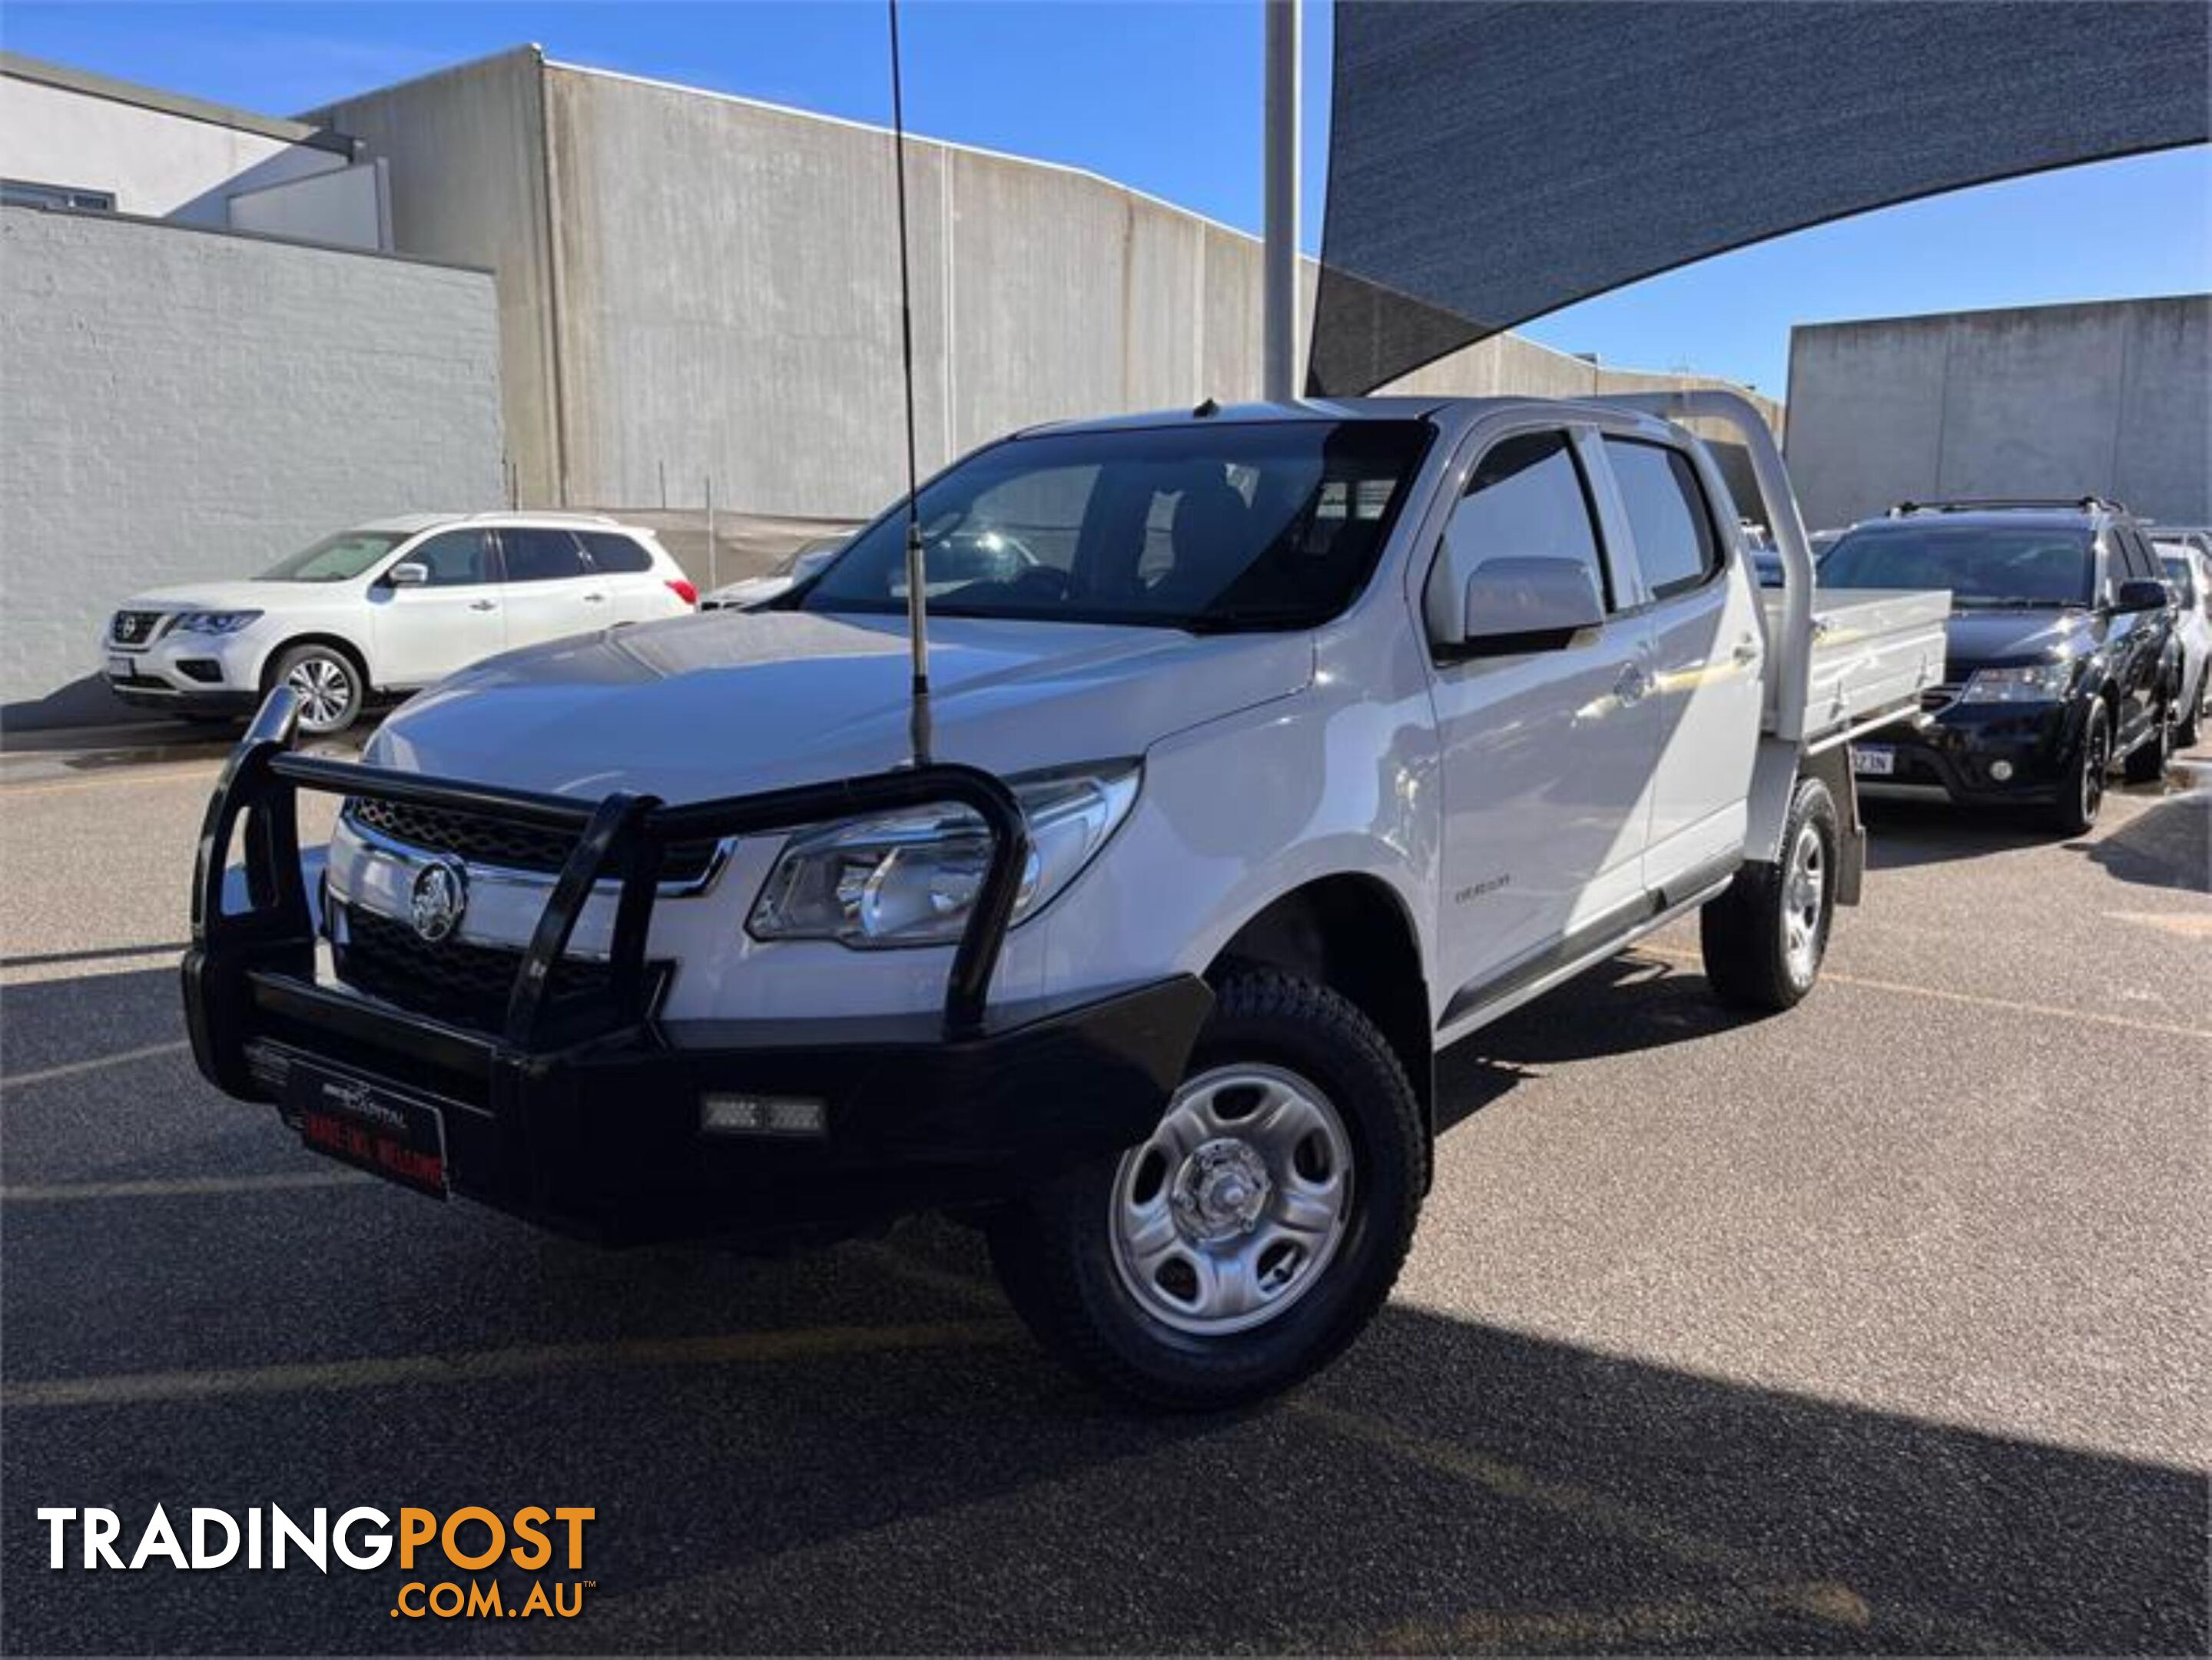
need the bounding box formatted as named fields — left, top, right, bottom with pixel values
left=887, top=0, right=931, bottom=765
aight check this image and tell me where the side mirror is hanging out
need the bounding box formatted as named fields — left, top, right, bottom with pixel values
left=386, top=562, right=429, bottom=588
left=1443, top=556, right=1606, bottom=658
left=2114, top=578, right=2170, bottom=613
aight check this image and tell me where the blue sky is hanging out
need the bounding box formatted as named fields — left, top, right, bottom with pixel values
left=5, top=1, right=2206, bottom=392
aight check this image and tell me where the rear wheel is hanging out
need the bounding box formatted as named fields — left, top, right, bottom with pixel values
left=2177, top=683, right=2201, bottom=751
left=270, top=644, right=363, bottom=736
left=2043, top=702, right=2110, bottom=835
left=987, top=971, right=1423, bottom=1412
left=1698, top=775, right=1837, bottom=1012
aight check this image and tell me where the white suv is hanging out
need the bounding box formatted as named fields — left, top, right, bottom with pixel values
left=103, top=513, right=698, bottom=734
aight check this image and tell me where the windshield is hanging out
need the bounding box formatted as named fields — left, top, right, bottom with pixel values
left=800, top=420, right=1434, bottom=632
left=1819, top=523, right=2095, bottom=608
left=257, top=530, right=406, bottom=583
left=2161, top=552, right=2197, bottom=605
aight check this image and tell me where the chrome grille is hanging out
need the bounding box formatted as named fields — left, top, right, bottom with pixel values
left=342, top=797, right=719, bottom=886
left=110, top=610, right=164, bottom=646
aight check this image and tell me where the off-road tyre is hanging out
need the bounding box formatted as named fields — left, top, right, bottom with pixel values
left=986, top=971, right=1424, bottom=1413
left=1698, top=774, right=1838, bottom=1013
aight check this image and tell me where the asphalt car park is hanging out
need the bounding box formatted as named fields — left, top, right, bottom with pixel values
left=2, top=723, right=2206, bottom=1655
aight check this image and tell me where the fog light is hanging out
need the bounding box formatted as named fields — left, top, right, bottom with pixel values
left=699, top=1092, right=827, bottom=1137
left=1988, top=759, right=2015, bottom=782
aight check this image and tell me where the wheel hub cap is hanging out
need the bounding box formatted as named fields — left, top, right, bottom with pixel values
left=1109, top=1063, right=1354, bottom=1336
left=1172, top=1138, right=1272, bottom=1242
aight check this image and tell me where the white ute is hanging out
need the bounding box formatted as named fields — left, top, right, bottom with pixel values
left=105, top=513, right=697, bottom=735
left=184, top=392, right=1945, bottom=1409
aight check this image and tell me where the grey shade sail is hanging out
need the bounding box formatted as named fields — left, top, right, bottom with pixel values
left=1310, top=1, right=2210, bottom=397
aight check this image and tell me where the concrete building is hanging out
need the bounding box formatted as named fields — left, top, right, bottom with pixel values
left=0, top=51, right=390, bottom=250
left=1785, top=296, right=2212, bottom=532
left=312, top=47, right=1780, bottom=524
left=0, top=58, right=503, bottom=725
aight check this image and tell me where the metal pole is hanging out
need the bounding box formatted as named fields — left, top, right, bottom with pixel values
left=1262, top=0, right=1301, bottom=403
left=705, top=475, right=718, bottom=593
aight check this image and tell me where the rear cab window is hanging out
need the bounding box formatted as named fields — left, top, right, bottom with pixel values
left=1603, top=437, right=1722, bottom=600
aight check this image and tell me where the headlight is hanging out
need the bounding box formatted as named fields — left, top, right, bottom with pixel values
left=171, top=610, right=263, bottom=635
left=1958, top=661, right=2074, bottom=703
left=748, top=764, right=1139, bottom=948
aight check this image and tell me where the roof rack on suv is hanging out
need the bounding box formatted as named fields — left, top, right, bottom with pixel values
left=1888, top=496, right=2126, bottom=517
left=451, top=509, right=622, bottom=526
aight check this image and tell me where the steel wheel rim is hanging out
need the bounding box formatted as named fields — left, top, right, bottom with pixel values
left=1109, top=1063, right=1354, bottom=1336
left=286, top=656, right=353, bottom=731
left=1782, top=821, right=1826, bottom=985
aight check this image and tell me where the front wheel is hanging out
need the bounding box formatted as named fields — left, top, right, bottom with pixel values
left=270, top=644, right=364, bottom=735
left=2041, top=702, right=2110, bottom=835
left=2121, top=693, right=2174, bottom=785
left=987, top=971, right=1424, bottom=1412
left=1698, top=774, right=1838, bottom=1013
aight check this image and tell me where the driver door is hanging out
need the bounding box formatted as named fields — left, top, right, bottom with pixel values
left=1424, top=427, right=1660, bottom=1018
left=370, top=530, right=503, bottom=687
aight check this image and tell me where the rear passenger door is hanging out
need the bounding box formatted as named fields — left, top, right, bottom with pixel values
left=1424, top=427, right=1660, bottom=1014
left=578, top=530, right=672, bottom=622
left=496, top=528, right=607, bottom=648
left=1597, top=436, right=1763, bottom=896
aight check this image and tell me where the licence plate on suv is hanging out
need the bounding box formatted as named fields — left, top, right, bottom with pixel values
left=286, top=1064, right=449, bottom=1198
left=106, top=654, right=134, bottom=680
left=1852, top=745, right=1895, bottom=776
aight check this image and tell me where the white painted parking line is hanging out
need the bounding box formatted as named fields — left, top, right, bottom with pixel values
left=2, top=1039, right=193, bottom=1087
left=3, top=1321, right=1020, bottom=1409
left=1638, top=945, right=2212, bottom=1041
left=3, top=1170, right=369, bottom=1204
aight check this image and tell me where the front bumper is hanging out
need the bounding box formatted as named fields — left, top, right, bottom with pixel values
left=181, top=692, right=1210, bottom=1246
left=1858, top=698, right=2083, bottom=805
left=102, top=622, right=267, bottom=715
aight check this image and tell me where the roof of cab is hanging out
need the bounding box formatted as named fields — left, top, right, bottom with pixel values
left=1010, top=393, right=1682, bottom=441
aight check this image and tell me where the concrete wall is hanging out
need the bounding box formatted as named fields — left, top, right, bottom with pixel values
left=227, top=159, right=390, bottom=249
left=325, top=52, right=1776, bottom=526
left=309, top=49, right=561, bottom=506
left=0, top=70, right=355, bottom=231
left=0, top=208, right=503, bottom=723
left=1786, top=296, right=2212, bottom=531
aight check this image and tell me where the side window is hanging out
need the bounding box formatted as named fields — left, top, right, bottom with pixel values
left=1425, top=430, right=1607, bottom=642
left=1604, top=438, right=1720, bottom=600
left=579, top=530, right=654, bottom=574
left=402, top=530, right=494, bottom=587
left=500, top=528, right=589, bottom=583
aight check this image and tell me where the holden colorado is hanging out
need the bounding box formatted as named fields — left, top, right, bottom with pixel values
left=184, top=393, right=1945, bottom=1409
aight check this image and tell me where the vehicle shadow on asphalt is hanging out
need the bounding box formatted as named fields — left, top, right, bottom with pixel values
left=1859, top=799, right=2063, bottom=870
left=2081, top=788, right=2212, bottom=895
left=1434, top=952, right=1757, bottom=1134
left=5, top=974, right=2204, bottom=1655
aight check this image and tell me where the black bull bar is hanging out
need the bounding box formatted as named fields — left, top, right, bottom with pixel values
left=180, top=689, right=1211, bottom=1244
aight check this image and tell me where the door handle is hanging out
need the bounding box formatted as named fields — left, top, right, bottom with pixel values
left=1614, top=662, right=1651, bottom=705
left=582, top=591, right=608, bottom=603
left=468, top=599, right=498, bottom=613
left=1732, top=634, right=1760, bottom=666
